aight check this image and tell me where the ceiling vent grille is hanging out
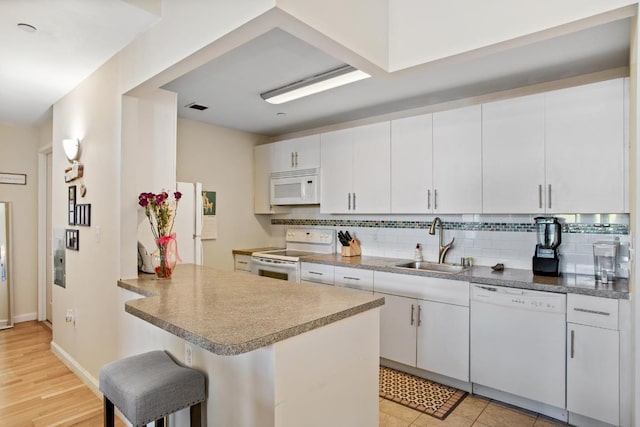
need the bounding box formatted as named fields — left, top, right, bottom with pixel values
left=185, top=102, right=208, bottom=111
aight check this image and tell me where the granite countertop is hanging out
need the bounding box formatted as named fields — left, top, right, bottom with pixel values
left=118, top=264, right=384, bottom=355
left=232, top=247, right=284, bottom=256
left=301, top=254, right=629, bottom=299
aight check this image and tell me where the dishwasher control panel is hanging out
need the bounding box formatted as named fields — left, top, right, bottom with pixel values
left=471, top=284, right=566, bottom=314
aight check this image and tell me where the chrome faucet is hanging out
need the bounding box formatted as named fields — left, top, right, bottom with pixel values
left=429, top=217, right=454, bottom=264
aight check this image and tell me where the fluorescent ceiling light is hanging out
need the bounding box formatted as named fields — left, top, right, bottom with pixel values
left=260, top=65, right=370, bottom=105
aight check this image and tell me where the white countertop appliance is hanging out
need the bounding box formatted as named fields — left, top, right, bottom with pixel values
left=470, top=283, right=568, bottom=421
left=270, top=168, right=320, bottom=205
left=251, top=228, right=334, bottom=282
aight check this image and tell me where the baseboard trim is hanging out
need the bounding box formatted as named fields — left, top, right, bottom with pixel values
left=14, top=312, right=37, bottom=323
left=50, top=340, right=100, bottom=398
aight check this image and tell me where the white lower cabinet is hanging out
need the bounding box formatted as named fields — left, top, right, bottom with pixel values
left=334, top=266, right=374, bottom=293
left=375, top=271, right=469, bottom=382
left=300, top=262, right=334, bottom=285
left=566, top=295, right=620, bottom=426
left=234, top=254, right=252, bottom=272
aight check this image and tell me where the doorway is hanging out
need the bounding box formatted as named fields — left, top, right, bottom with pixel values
left=38, top=146, right=53, bottom=324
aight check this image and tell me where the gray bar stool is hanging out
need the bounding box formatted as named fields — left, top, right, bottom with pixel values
left=99, top=350, right=206, bottom=427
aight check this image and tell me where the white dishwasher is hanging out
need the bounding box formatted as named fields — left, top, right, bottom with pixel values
left=470, top=284, right=566, bottom=410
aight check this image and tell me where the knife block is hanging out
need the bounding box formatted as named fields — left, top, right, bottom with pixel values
left=341, top=240, right=361, bottom=257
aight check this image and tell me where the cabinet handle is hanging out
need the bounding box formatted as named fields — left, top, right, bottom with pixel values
left=309, top=271, right=323, bottom=275
left=538, top=184, right=543, bottom=209
left=343, top=276, right=360, bottom=281
left=348, top=193, right=351, bottom=210
left=353, top=193, right=356, bottom=210
left=291, top=152, right=295, bottom=168
left=410, top=304, right=415, bottom=326
left=427, top=189, right=431, bottom=210
left=417, top=305, right=422, bottom=327
left=434, top=189, right=438, bottom=210
left=237, top=261, right=248, bottom=265
left=548, top=184, right=552, bottom=209
left=573, top=307, right=611, bottom=316
left=570, top=329, right=575, bottom=358
left=295, top=151, right=298, bottom=168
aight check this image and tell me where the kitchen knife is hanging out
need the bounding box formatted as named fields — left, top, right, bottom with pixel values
left=338, top=231, right=349, bottom=246
left=345, top=231, right=352, bottom=242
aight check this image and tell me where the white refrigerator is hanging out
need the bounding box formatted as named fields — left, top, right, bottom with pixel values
left=174, top=182, right=203, bottom=265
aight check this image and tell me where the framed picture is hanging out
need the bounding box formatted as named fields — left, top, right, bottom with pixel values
left=65, top=229, right=79, bottom=250
left=75, top=204, right=91, bottom=226
left=68, top=185, right=76, bottom=225
left=0, top=173, right=27, bottom=185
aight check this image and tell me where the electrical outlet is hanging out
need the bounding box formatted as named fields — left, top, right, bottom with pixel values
left=185, top=343, right=193, bottom=366
left=65, top=309, right=74, bottom=325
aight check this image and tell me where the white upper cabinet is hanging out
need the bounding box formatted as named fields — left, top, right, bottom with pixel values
left=321, top=122, right=390, bottom=213
left=272, top=134, right=320, bottom=173
left=432, top=105, right=482, bottom=213
left=545, top=78, right=625, bottom=213
left=482, top=94, right=546, bottom=213
left=391, top=114, right=433, bottom=213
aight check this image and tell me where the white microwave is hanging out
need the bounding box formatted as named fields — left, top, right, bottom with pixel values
left=270, top=168, right=320, bottom=205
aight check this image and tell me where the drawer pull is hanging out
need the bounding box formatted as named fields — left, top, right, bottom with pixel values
left=573, top=307, right=610, bottom=316
left=343, top=276, right=360, bottom=281
left=308, top=271, right=323, bottom=275
left=237, top=261, right=248, bottom=264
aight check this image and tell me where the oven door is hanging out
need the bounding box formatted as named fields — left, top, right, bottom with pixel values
left=251, top=257, right=299, bottom=282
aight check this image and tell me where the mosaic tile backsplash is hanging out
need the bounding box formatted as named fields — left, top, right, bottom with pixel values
left=268, top=213, right=631, bottom=276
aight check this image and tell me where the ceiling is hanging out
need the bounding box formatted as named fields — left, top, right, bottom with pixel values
left=0, top=2, right=631, bottom=138
left=164, top=19, right=631, bottom=138
left=0, top=0, right=158, bottom=126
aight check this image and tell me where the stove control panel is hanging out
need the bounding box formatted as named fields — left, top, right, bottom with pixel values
left=286, top=228, right=334, bottom=245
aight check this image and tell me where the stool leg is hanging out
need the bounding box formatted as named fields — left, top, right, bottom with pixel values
left=190, top=402, right=202, bottom=427
left=103, top=397, right=114, bottom=427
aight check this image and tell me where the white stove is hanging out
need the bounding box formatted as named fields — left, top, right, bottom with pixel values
left=251, top=228, right=335, bottom=282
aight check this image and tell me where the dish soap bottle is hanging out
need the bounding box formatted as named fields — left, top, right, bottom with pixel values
left=414, top=243, right=423, bottom=261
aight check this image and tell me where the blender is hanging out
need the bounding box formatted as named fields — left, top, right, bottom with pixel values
left=532, top=217, right=562, bottom=276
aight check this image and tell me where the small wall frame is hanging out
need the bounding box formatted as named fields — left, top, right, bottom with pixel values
left=68, top=185, right=76, bottom=225
left=75, top=204, right=91, bottom=226
left=65, top=229, right=79, bottom=251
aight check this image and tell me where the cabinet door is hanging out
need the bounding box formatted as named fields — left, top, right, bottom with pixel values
left=433, top=105, right=482, bottom=213
left=320, top=128, right=354, bottom=213
left=254, top=144, right=274, bottom=214
left=416, top=300, right=469, bottom=381
left=377, top=293, right=417, bottom=367
left=567, top=323, right=619, bottom=425
left=391, top=114, right=433, bottom=213
left=545, top=79, right=624, bottom=213
left=352, top=122, right=391, bottom=213
left=273, top=135, right=321, bottom=172
left=234, top=254, right=252, bottom=272
left=482, top=94, right=546, bottom=213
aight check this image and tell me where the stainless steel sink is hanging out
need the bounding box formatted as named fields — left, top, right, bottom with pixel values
left=394, top=261, right=468, bottom=274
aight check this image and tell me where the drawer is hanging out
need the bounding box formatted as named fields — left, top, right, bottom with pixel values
left=567, top=294, right=618, bottom=330
left=300, top=262, right=334, bottom=285
left=234, top=254, right=252, bottom=272
left=334, top=266, right=374, bottom=292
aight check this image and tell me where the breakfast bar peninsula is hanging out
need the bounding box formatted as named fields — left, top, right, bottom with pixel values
left=117, top=264, right=383, bottom=427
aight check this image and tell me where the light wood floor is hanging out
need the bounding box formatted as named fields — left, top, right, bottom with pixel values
left=0, top=321, right=124, bottom=427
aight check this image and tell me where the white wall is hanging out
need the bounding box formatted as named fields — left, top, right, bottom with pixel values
left=277, top=0, right=389, bottom=70
left=176, top=118, right=271, bottom=270
left=0, top=122, right=39, bottom=321
left=388, top=0, right=636, bottom=72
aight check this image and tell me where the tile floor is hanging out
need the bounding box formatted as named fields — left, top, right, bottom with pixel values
left=379, top=394, right=570, bottom=427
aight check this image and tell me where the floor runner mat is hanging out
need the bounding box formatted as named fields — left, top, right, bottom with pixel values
left=379, top=366, right=468, bottom=420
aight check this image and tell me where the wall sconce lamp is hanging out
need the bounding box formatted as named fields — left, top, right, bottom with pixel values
left=260, top=65, right=370, bottom=105
left=62, top=138, right=81, bottom=163
left=63, top=138, right=84, bottom=183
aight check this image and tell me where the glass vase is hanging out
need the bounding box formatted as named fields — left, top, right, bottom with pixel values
left=152, top=238, right=177, bottom=279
